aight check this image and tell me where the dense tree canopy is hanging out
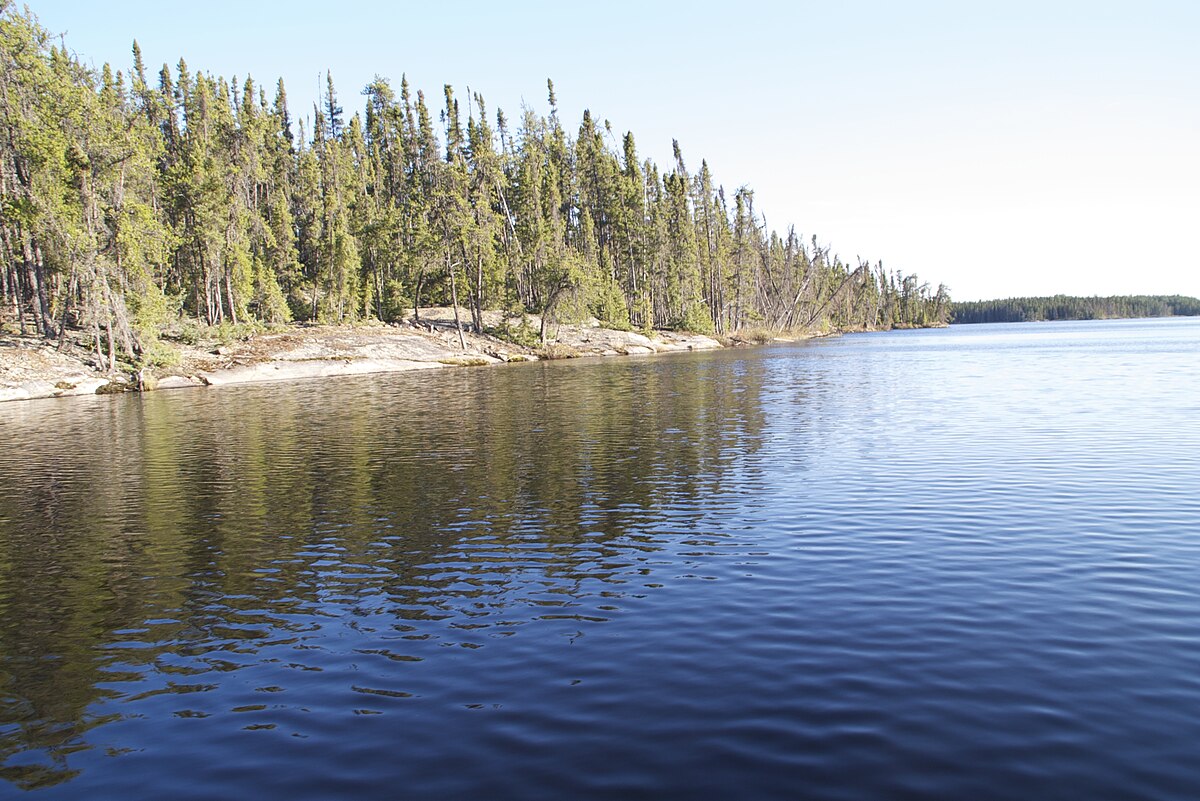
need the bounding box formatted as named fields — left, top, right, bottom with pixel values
left=951, top=295, right=1200, bottom=324
left=1, top=4, right=949, bottom=369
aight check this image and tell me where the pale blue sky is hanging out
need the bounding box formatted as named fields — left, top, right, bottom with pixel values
left=27, top=1, right=1200, bottom=300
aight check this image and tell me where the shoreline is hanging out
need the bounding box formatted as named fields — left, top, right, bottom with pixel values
left=1, top=309, right=773, bottom=404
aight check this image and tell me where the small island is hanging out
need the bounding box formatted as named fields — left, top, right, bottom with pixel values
left=951, top=295, right=1200, bottom=324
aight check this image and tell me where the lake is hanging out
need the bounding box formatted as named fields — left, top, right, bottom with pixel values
left=1, top=317, right=1199, bottom=799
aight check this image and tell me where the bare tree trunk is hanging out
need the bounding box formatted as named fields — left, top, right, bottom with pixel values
left=372, top=248, right=384, bottom=320
left=56, top=270, right=78, bottom=349
left=226, top=270, right=238, bottom=326
left=1, top=226, right=26, bottom=334
left=0, top=241, right=9, bottom=308
left=104, top=313, right=116, bottom=373
left=92, top=318, right=103, bottom=367
left=447, top=256, right=466, bottom=351
left=201, top=249, right=216, bottom=325
left=413, top=262, right=425, bottom=323
left=803, top=266, right=864, bottom=330
left=14, top=266, right=25, bottom=335
left=22, top=237, right=53, bottom=337
left=472, top=253, right=484, bottom=334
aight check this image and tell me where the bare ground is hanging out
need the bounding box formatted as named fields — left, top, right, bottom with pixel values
left=0, top=309, right=726, bottom=403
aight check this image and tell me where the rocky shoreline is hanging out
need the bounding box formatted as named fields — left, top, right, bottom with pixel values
left=1, top=309, right=736, bottom=404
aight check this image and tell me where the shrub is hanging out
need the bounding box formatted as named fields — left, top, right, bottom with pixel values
left=680, top=302, right=715, bottom=334
left=139, top=340, right=181, bottom=368
left=536, top=343, right=579, bottom=360
left=490, top=314, right=541, bottom=348
left=592, top=279, right=631, bottom=331
left=733, top=327, right=775, bottom=345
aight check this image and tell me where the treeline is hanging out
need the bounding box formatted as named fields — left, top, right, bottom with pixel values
left=952, top=295, right=1200, bottom=324
left=0, top=4, right=948, bottom=369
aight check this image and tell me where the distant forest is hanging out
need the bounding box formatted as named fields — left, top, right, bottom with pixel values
left=0, top=4, right=949, bottom=370
left=951, top=295, right=1200, bottom=324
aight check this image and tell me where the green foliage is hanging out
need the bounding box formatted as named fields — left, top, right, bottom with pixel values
left=139, top=339, right=182, bottom=368
left=681, top=301, right=715, bottom=334
left=287, top=284, right=317, bottom=322
left=490, top=314, right=541, bottom=348
left=170, top=319, right=265, bottom=347
left=536, top=343, right=580, bottom=360
left=592, top=278, right=631, bottom=331
left=251, top=257, right=292, bottom=325
left=207, top=321, right=268, bottom=346
left=127, top=285, right=180, bottom=343
left=380, top=280, right=412, bottom=323
left=952, top=295, right=1200, bottom=324
left=170, top=320, right=205, bottom=346
left=0, top=3, right=950, bottom=354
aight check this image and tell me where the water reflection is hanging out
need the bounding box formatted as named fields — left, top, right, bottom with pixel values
left=8, top=322, right=1196, bottom=799
left=0, top=353, right=773, bottom=789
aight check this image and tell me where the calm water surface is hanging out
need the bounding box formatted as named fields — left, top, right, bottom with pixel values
left=1, top=318, right=1199, bottom=799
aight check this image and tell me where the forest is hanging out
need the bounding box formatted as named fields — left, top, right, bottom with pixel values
left=951, top=295, right=1200, bottom=324
left=0, top=3, right=949, bottom=371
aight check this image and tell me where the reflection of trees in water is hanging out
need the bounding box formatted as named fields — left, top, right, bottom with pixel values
left=0, top=353, right=771, bottom=787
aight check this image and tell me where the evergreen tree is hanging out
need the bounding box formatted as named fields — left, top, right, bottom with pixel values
left=0, top=3, right=953, bottom=364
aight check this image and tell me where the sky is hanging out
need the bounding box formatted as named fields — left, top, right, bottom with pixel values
left=25, top=0, right=1200, bottom=301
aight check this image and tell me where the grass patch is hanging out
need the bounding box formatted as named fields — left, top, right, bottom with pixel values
left=438, top=357, right=492, bottom=367
left=728, top=327, right=775, bottom=345
left=169, top=320, right=272, bottom=347
left=535, top=343, right=580, bottom=360
left=139, top=340, right=182, bottom=369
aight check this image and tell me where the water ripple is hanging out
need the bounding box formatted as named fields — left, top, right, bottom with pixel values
left=0, top=318, right=1198, bottom=798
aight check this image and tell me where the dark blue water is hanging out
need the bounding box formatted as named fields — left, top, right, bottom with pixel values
left=1, top=318, right=1198, bottom=799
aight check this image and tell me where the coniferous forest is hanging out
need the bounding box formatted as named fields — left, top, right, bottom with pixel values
left=951, top=295, right=1200, bottom=324
left=0, top=4, right=950, bottom=369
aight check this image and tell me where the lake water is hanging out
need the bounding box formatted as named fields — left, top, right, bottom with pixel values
left=1, top=318, right=1199, bottom=799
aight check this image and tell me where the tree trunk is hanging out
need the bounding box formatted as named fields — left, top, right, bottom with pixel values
left=472, top=253, right=484, bottom=333
left=56, top=270, right=78, bottom=348
left=22, top=237, right=53, bottom=337
left=413, top=263, right=425, bottom=323
left=1, top=226, right=25, bottom=334
left=447, top=255, right=466, bottom=351
left=92, top=318, right=103, bottom=368
left=226, top=270, right=239, bottom=325
left=104, top=313, right=117, bottom=373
